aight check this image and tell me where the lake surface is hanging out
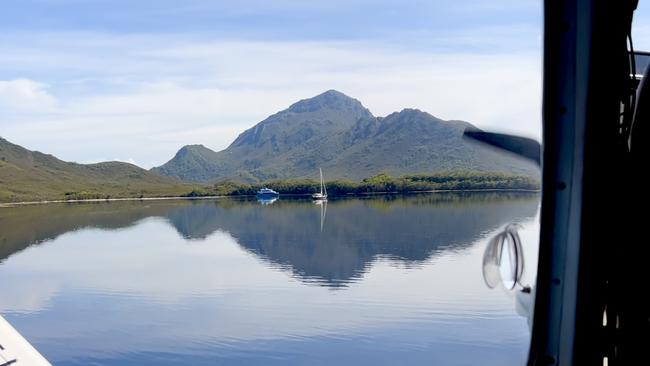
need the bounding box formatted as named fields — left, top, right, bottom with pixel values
left=0, top=193, right=539, bottom=365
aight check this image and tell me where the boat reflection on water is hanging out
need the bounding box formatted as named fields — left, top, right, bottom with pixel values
left=257, top=196, right=279, bottom=205
left=314, top=199, right=327, bottom=232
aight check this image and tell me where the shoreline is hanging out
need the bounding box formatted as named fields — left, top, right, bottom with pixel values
left=0, top=195, right=226, bottom=208
left=0, top=188, right=540, bottom=208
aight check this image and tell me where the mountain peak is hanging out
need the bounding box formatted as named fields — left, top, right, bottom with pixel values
left=171, top=144, right=219, bottom=162
left=176, top=144, right=214, bottom=156
left=396, top=108, right=434, bottom=118
left=179, top=144, right=207, bottom=151
left=228, top=90, right=374, bottom=149
left=152, top=144, right=222, bottom=182
left=288, top=90, right=371, bottom=116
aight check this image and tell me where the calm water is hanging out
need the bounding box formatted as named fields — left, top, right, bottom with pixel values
left=0, top=193, right=539, bottom=365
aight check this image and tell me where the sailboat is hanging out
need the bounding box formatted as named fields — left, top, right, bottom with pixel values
left=312, top=168, right=328, bottom=200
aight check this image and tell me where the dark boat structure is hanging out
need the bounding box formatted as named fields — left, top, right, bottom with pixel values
left=467, top=1, right=649, bottom=364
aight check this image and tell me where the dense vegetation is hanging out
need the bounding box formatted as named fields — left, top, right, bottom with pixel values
left=183, top=172, right=540, bottom=198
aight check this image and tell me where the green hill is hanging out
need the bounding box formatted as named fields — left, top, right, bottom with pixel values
left=0, top=137, right=192, bottom=203
left=152, top=90, right=540, bottom=183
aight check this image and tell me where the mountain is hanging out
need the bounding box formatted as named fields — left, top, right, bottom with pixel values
left=153, top=90, right=539, bottom=183
left=153, top=144, right=224, bottom=183
left=0, top=137, right=190, bottom=203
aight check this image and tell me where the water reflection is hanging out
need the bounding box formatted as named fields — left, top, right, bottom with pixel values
left=314, top=199, right=327, bottom=232
left=257, top=197, right=278, bottom=205
left=0, top=193, right=540, bottom=366
left=1, top=193, right=538, bottom=288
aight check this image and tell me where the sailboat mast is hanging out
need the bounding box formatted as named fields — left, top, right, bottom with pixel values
left=319, top=168, right=324, bottom=195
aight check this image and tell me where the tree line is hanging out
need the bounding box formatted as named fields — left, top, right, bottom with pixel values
left=183, top=171, right=541, bottom=197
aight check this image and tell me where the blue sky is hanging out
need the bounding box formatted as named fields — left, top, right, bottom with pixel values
left=0, top=1, right=540, bottom=40
left=0, top=1, right=647, bottom=168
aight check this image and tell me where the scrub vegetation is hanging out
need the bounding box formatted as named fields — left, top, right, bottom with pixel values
left=184, top=172, right=540, bottom=198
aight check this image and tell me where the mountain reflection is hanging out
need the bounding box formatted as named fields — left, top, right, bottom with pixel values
left=0, top=193, right=538, bottom=287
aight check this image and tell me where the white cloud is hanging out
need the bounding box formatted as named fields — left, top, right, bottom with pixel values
left=0, top=78, right=57, bottom=111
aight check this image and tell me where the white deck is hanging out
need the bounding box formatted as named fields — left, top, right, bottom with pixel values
left=0, top=315, right=51, bottom=366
